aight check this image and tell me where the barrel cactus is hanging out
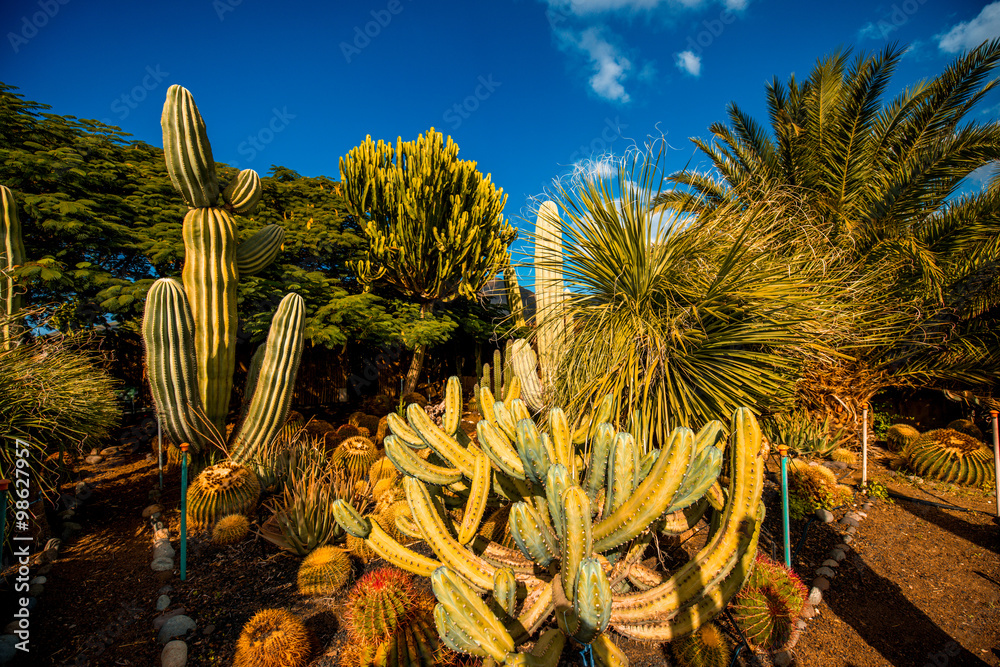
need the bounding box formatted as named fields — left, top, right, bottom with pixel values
left=671, top=622, right=731, bottom=667
left=730, top=554, right=807, bottom=650
left=947, top=418, right=984, bottom=441
left=885, top=423, right=920, bottom=453
left=333, top=436, right=381, bottom=479
left=787, top=459, right=852, bottom=520
left=142, top=85, right=305, bottom=464
left=904, top=429, right=995, bottom=487
left=234, top=609, right=311, bottom=667
left=186, top=462, right=261, bottom=529
left=298, top=546, right=353, bottom=596
left=212, top=514, right=250, bottom=545
left=331, top=376, right=766, bottom=666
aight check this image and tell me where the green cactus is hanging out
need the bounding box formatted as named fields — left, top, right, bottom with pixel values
left=298, top=546, right=353, bottom=596
left=946, top=418, right=984, bottom=441
left=270, top=444, right=351, bottom=556
left=333, top=377, right=765, bottom=665
left=670, top=622, right=731, bottom=667
left=504, top=266, right=526, bottom=329
left=212, top=513, right=250, bottom=545
left=332, top=435, right=381, bottom=479
left=885, top=423, right=920, bottom=453
left=904, top=428, right=995, bottom=487
left=787, top=458, right=852, bottom=519
left=234, top=609, right=311, bottom=667
left=143, top=85, right=303, bottom=462
left=763, top=409, right=850, bottom=459
left=345, top=567, right=423, bottom=643
left=730, top=554, right=807, bottom=650
left=186, top=461, right=261, bottom=529
left=1, top=186, right=25, bottom=348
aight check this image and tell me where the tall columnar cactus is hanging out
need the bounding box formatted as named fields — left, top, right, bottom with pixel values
left=143, top=85, right=304, bottom=460
left=1, top=186, right=25, bottom=348
left=503, top=266, right=526, bottom=329
left=331, top=376, right=765, bottom=666
left=533, top=201, right=567, bottom=387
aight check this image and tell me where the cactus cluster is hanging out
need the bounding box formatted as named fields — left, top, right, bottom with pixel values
left=904, top=429, right=995, bottom=488
left=730, top=554, right=807, bottom=650
left=234, top=609, right=311, bottom=667
left=298, top=546, right=353, bottom=596
left=212, top=513, right=250, bottom=545
left=331, top=376, right=765, bottom=666
left=186, top=461, right=261, bottom=529
left=342, top=567, right=449, bottom=667
left=142, top=85, right=305, bottom=463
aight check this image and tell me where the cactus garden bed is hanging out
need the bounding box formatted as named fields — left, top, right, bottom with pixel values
left=11, top=406, right=998, bottom=667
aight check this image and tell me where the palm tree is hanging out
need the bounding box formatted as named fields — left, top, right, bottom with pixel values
left=657, top=41, right=1000, bottom=424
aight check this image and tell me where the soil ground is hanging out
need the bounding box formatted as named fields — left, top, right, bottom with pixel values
left=3, top=415, right=999, bottom=666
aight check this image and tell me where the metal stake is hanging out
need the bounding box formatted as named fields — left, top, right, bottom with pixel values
left=157, top=413, right=163, bottom=491
left=862, top=405, right=869, bottom=487
left=180, top=442, right=189, bottom=581
left=992, top=410, right=999, bottom=518
left=778, top=444, right=791, bottom=567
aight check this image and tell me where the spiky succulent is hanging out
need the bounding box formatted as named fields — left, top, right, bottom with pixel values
left=671, top=622, right=731, bottom=667
left=787, top=459, right=852, bottom=520
left=212, top=514, right=250, bottom=545
left=885, top=423, right=920, bottom=453
left=143, top=85, right=304, bottom=466
left=298, top=546, right=353, bottom=596
left=764, top=409, right=850, bottom=459
left=234, top=609, right=311, bottom=667
left=730, top=554, right=807, bottom=650
left=332, top=376, right=766, bottom=666
left=946, top=419, right=984, bottom=441
left=333, top=436, right=381, bottom=479
left=830, top=448, right=857, bottom=464
left=186, top=462, right=261, bottom=529
left=904, top=429, right=995, bottom=487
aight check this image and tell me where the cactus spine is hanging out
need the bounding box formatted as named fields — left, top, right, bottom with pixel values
left=234, top=609, right=311, bottom=667
left=144, top=85, right=302, bottom=461
left=212, top=513, right=250, bottom=545
left=186, top=461, right=261, bottom=529
left=298, top=546, right=352, bottom=595
left=1, top=186, right=25, bottom=348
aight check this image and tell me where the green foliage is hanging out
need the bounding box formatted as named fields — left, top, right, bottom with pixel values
left=860, top=479, right=891, bottom=502
left=763, top=410, right=851, bottom=459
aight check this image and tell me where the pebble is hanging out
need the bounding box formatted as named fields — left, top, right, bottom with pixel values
left=156, top=595, right=171, bottom=611
left=142, top=504, right=163, bottom=519
left=0, top=635, right=16, bottom=664
left=821, top=559, right=840, bottom=569
left=807, top=587, right=823, bottom=605
left=100, top=447, right=117, bottom=456
left=814, top=508, right=834, bottom=523
left=824, top=461, right=848, bottom=470
left=845, top=525, right=858, bottom=536
left=30, top=576, right=46, bottom=585
left=153, top=608, right=187, bottom=630
left=812, top=576, right=830, bottom=591
left=800, top=602, right=818, bottom=619
left=153, top=542, right=175, bottom=561
left=843, top=535, right=854, bottom=544
left=27, top=584, right=43, bottom=597
left=155, top=528, right=170, bottom=541
left=159, top=585, right=174, bottom=595
left=90, top=448, right=99, bottom=456
left=816, top=566, right=836, bottom=578
left=201, top=624, right=214, bottom=636
left=834, top=543, right=851, bottom=552
left=63, top=521, right=82, bottom=532
left=2, top=622, right=17, bottom=635
left=161, top=640, right=188, bottom=667
left=773, top=650, right=793, bottom=666
left=795, top=619, right=807, bottom=630
left=157, top=615, right=196, bottom=644
left=85, top=455, right=103, bottom=465
left=151, top=557, right=174, bottom=572
left=862, top=502, right=872, bottom=511
left=36, top=564, right=52, bottom=575
left=840, top=516, right=860, bottom=528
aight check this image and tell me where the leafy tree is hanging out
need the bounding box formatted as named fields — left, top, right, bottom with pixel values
left=656, top=42, right=1000, bottom=421
left=340, top=128, right=517, bottom=393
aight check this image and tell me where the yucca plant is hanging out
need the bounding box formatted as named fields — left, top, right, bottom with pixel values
left=521, top=146, right=827, bottom=445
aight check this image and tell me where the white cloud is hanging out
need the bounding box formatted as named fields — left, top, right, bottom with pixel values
left=544, top=0, right=746, bottom=16
left=675, top=50, right=702, bottom=76
left=562, top=28, right=633, bottom=102
left=858, top=21, right=894, bottom=41
left=723, top=0, right=748, bottom=10
left=937, top=2, right=1000, bottom=53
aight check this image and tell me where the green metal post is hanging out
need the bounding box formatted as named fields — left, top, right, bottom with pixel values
left=0, top=479, right=8, bottom=569
left=180, top=443, right=189, bottom=581
left=778, top=444, right=791, bottom=567
left=157, top=413, right=163, bottom=491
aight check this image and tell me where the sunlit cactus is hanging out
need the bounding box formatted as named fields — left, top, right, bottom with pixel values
left=234, top=609, right=311, bottom=667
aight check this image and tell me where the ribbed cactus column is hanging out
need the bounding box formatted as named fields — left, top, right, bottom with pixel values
left=534, top=201, right=566, bottom=386
left=1, top=186, right=25, bottom=348
left=143, top=85, right=302, bottom=462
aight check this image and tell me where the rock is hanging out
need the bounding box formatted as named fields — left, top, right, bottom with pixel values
left=816, top=566, right=836, bottom=578
left=159, top=585, right=174, bottom=595
left=158, top=615, right=196, bottom=644
left=821, top=559, right=840, bottom=569
left=153, top=608, right=186, bottom=630
left=800, top=602, right=818, bottom=619
left=812, top=576, right=830, bottom=591
left=845, top=511, right=863, bottom=522
left=30, top=576, right=46, bottom=585
left=25, top=598, right=36, bottom=611
left=142, top=504, right=163, bottom=519
left=100, top=447, right=117, bottom=456
left=2, top=622, right=17, bottom=635
left=824, top=461, right=848, bottom=470
left=201, top=624, right=214, bottom=635
left=842, top=535, right=854, bottom=544
left=161, top=640, right=188, bottom=667
left=795, top=619, right=807, bottom=630
left=773, top=650, right=794, bottom=666
left=63, top=521, right=82, bottom=532
left=85, top=455, right=103, bottom=465
left=90, top=448, right=99, bottom=456
left=28, top=584, right=43, bottom=597
left=59, top=509, right=75, bottom=520
left=156, top=595, right=171, bottom=611
left=840, top=516, right=859, bottom=528
left=155, top=528, right=170, bottom=541
left=807, top=587, right=823, bottom=605
left=814, top=508, right=834, bottom=523
left=153, top=542, right=175, bottom=561
left=862, top=502, right=872, bottom=512
left=39, top=548, right=59, bottom=565
left=75, top=482, right=93, bottom=500
left=845, top=525, right=858, bottom=535
left=151, top=557, right=174, bottom=572
left=0, top=635, right=16, bottom=664
left=36, top=564, right=52, bottom=575
left=834, top=543, right=851, bottom=552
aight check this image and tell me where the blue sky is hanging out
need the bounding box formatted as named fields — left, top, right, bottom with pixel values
left=1, top=0, right=998, bottom=252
